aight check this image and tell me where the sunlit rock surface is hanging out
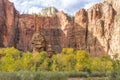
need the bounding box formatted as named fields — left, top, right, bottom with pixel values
left=0, top=0, right=120, bottom=57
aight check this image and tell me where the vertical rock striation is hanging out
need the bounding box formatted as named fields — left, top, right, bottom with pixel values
left=0, top=0, right=18, bottom=47
left=0, top=0, right=120, bottom=57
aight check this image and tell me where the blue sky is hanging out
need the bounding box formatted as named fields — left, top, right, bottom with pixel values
left=9, top=0, right=102, bottom=15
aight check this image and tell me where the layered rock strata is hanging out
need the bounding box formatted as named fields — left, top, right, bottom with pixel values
left=0, top=0, right=120, bottom=57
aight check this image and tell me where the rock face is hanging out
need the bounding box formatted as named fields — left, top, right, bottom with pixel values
left=31, top=32, right=46, bottom=53
left=0, top=0, right=18, bottom=47
left=40, top=7, right=58, bottom=16
left=87, top=2, right=116, bottom=56
left=0, top=0, right=120, bottom=57
left=104, top=0, right=120, bottom=14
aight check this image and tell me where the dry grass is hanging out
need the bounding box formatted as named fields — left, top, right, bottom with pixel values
left=68, top=77, right=109, bottom=80
left=68, top=78, right=83, bottom=80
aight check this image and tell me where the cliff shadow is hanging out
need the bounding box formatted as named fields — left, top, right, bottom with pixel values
left=74, top=22, right=107, bottom=57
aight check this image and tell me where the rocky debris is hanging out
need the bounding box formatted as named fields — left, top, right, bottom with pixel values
left=0, top=0, right=120, bottom=57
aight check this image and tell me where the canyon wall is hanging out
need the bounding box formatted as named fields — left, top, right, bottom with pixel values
left=0, top=0, right=120, bottom=57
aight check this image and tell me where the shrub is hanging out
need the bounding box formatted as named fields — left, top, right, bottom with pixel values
left=20, top=52, right=36, bottom=71
left=0, top=47, right=20, bottom=56
left=75, top=50, right=91, bottom=71
left=34, top=72, right=67, bottom=80
left=0, top=54, right=17, bottom=72
left=90, top=57, right=113, bottom=74
left=50, top=54, right=65, bottom=71
left=32, top=51, right=49, bottom=71
left=111, top=58, right=120, bottom=80
left=90, top=71, right=107, bottom=77
left=0, top=47, right=114, bottom=75
left=37, top=58, right=50, bottom=71
left=0, top=72, right=20, bottom=80
left=64, top=71, right=89, bottom=78
left=17, top=71, right=35, bottom=80
left=51, top=53, right=76, bottom=71
left=62, top=48, right=74, bottom=54
left=0, top=71, right=68, bottom=80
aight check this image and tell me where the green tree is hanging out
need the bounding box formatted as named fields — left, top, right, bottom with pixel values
left=21, top=52, right=36, bottom=71
left=0, top=47, right=20, bottom=72
left=62, top=48, right=74, bottom=54
left=61, top=53, right=76, bottom=71
left=50, top=54, right=63, bottom=71
left=0, top=47, right=20, bottom=56
left=0, top=53, right=16, bottom=72
left=111, top=57, right=120, bottom=79
left=90, top=57, right=113, bottom=73
left=32, top=51, right=49, bottom=71
left=75, top=50, right=90, bottom=71
left=38, top=58, right=50, bottom=71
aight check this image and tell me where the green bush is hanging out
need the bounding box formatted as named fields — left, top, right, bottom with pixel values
left=21, top=52, right=36, bottom=71
left=0, top=47, right=20, bottom=56
left=0, top=72, right=20, bottom=80
left=64, top=71, right=108, bottom=78
left=51, top=53, right=76, bottom=71
left=0, top=47, right=115, bottom=75
left=110, top=58, right=120, bottom=80
left=17, top=71, right=35, bottom=80
left=0, top=53, right=18, bottom=72
left=34, top=72, right=67, bottom=80
left=90, top=57, right=113, bottom=74
left=62, top=48, right=74, bottom=54
left=90, top=72, right=107, bottom=77
left=64, top=71, right=89, bottom=78
left=0, top=47, right=117, bottom=80
left=75, top=50, right=91, bottom=71
left=0, top=71, right=68, bottom=80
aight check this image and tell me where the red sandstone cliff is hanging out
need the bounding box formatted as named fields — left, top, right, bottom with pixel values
left=0, top=0, right=18, bottom=47
left=0, top=0, right=120, bottom=57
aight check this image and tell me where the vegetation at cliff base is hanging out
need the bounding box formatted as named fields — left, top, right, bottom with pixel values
left=0, top=47, right=120, bottom=80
